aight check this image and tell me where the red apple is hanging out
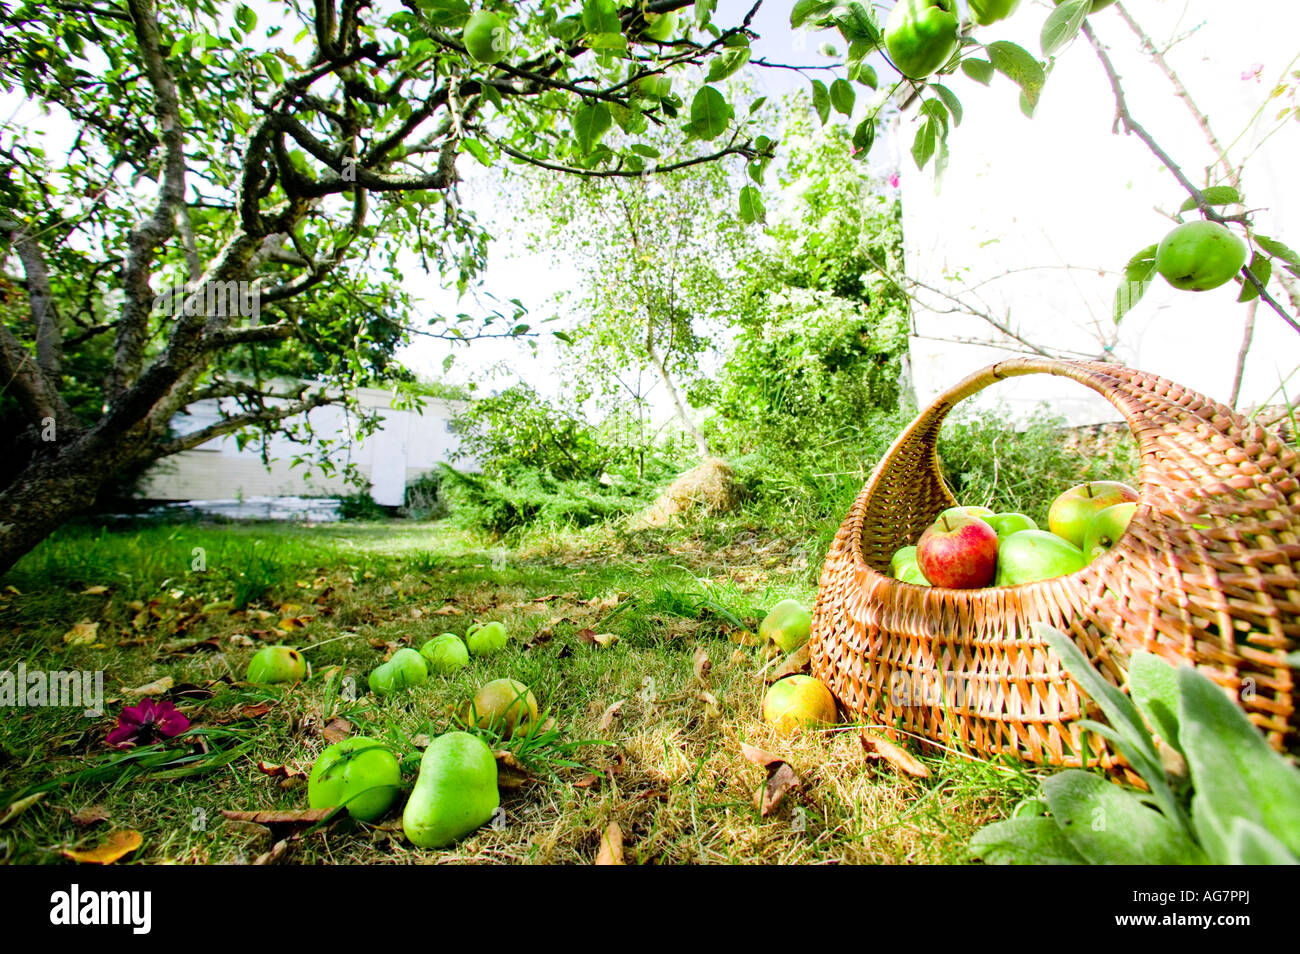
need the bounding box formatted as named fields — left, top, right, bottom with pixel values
left=917, top=513, right=999, bottom=589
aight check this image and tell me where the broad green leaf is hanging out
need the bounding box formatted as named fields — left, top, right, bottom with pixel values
left=1238, top=251, right=1271, bottom=302
left=587, top=32, right=629, bottom=51
left=738, top=185, right=765, bottom=225
left=848, top=60, right=878, bottom=88
left=1255, top=234, right=1300, bottom=278
left=1114, top=243, right=1158, bottom=323
left=1178, top=664, right=1300, bottom=861
left=830, top=78, right=855, bottom=116
left=790, top=0, right=836, bottom=28
left=987, top=41, right=1046, bottom=109
left=418, top=0, right=471, bottom=28
left=1179, top=186, right=1242, bottom=212
left=706, top=47, right=750, bottom=82
left=582, top=0, right=620, bottom=36
left=919, top=99, right=949, bottom=137
left=461, top=138, right=491, bottom=166
left=810, top=79, right=830, bottom=125
left=1041, top=0, right=1089, bottom=57
left=234, top=4, right=257, bottom=33
left=852, top=117, right=875, bottom=157
left=1128, top=651, right=1182, bottom=755
left=911, top=114, right=938, bottom=170
left=629, top=143, right=660, bottom=158
left=1043, top=771, right=1206, bottom=865
left=833, top=2, right=879, bottom=44
left=961, top=58, right=995, bottom=86
left=931, top=84, right=962, bottom=126
left=1225, top=818, right=1300, bottom=864
left=572, top=102, right=612, bottom=153
left=688, top=85, right=732, bottom=140
left=969, top=816, right=1087, bottom=865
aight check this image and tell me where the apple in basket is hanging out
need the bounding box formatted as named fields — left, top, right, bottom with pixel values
left=1048, top=481, right=1139, bottom=548
left=917, top=513, right=999, bottom=589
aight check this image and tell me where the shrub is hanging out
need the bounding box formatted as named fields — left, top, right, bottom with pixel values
left=402, top=470, right=446, bottom=520
left=336, top=487, right=388, bottom=521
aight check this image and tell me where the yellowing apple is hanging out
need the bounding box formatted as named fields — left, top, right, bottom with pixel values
left=762, top=675, right=837, bottom=735
left=759, top=599, right=812, bottom=652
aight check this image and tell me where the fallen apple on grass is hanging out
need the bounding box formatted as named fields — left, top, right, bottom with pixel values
left=368, top=647, right=428, bottom=695
left=246, top=645, right=306, bottom=684
left=466, top=620, right=508, bottom=657
left=464, top=678, right=538, bottom=737
left=420, top=633, right=469, bottom=673
left=759, top=599, right=812, bottom=652
left=762, top=675, right=838, bottom=735
left=308, top=737, right=402, bottom=822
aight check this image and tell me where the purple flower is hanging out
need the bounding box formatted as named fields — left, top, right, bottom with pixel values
left=107, top=699, right=191, bottom=748
left=888, top=172, right=900, bottom=189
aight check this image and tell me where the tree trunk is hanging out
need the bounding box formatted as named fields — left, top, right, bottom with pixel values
left=646, top=339, right=710, bottom=459
left=0, top=450, right=118, bottom=576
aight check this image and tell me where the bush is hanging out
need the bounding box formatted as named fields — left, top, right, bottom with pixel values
left=336, top=487, right=388, bottom=521
left=450, top=384, right=609, bottom=481
left=402, top=470, right=446, bottom=520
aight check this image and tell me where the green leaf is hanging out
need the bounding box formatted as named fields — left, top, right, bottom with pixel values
left=987, top=41, right=1046, bottom=110
left=852, top=117, right=875, bottom=156
left=461, top=138, right=491, bottom=166
left=1238, top=251, right=1271, bottom=302
left=1114, top=243, right=1159, bottom=323
left=418, top=0, right=471, bottom=28
left=1178, top=664, right=1300, bottom=862
left=810, top=79, right=830, bottom=125
left=688, top=85, right=733, bottom=140
left=234, top=4, right=257, bottom=33
left=1254, top=234, right=1300, bottom=278
left=1179, top=186, right=1242, bottom=212
left=572, top=102, right=613, bottom=153
left=1128, top=651, right=1182, bottom=756
left=707, top=47, right=750, bottom=82
left=961, top=58, right=995, bottom=86
left=911, top=112, right=939, bottom=170
left=1041, top=0, right=1089, bottom=57
left=931, top=84, right=962, bottom=127
left=790, top=0, right=836, bottom=28
left=582, top=0, right=621, bottom=36
left=1225, top=818, right=1300, bottom=864
left=829, top=78, right=855, bottom=116
left=833, top=2, right=879, bottom=44
left=1043, top=771, right=1206, bottom=864
left=738, top=185, right=765, bottom=225
left=629, top=143, right=660, bottom=158
left=847, top=60, right=878, bottom=88
left=969, top=817, right=1087, bottom=865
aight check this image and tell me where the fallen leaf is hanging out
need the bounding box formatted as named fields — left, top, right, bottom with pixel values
left=256, top=761, right=309, bottom=783
left=740, top=743, right=783, bottom=769
left=598, top=699, right=624, bottom=731
left=123, top=676, right=173, bottom=698
left=729, top=628, right=760, bottom=646
left=228, top=634, right=256, bottom=648
left=696, top=689, right=722, bottom=719
left=860, top=729, right=930, bottom=778
left=322, top=718, right=353, bottom=743
left=730, top=648, right=748, bottom=665
left=160, top=636, right=222, bottom=655
left=573, top=774, right=601, bottom=789
left=0, top=791, right=46, bottom=826
left=61, top=829, right=142, bottom=864
left=767, top=644, right=811, bottom=683
left=221, top=808, right=334, bottom=841
left=277, top=616, right=310, bottom=632
left=753, top=761, right=802, bottom=817
left=693, top=645, right=712, bottom=684
left=432, top=605, right=462, bottom=616
left=493, top=750, right=533, bottom=789
left=595, top=821, right=624, bottom=865
left=577, top=629, right=618, bottom=648
left=252, top=838, right=290, bottom=865
left=62, top=620, right=99, bottom=645
left=409, top=607, right=423, bottom=619
left=530, top=594, right=560, bottom=603
left=69, top=804, right=110, bottom=827
left=81, top=586, right=109, bottom=595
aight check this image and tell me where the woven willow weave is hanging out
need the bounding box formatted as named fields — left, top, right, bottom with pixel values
left=809, top=359, right=1298, bottom=769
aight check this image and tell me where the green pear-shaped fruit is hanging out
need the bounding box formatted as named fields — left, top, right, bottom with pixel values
left=246, top=645, right=306, bottom=684
left=1082, top=501, right=1138, bottom=561
left=985, top=512, right=1038, bottom=538
left=466, top=620, right=508, bottom=656
left=420, top=633, right=470, bottom=673
left=758, top=598, right=812, bottom=652
left=368, top=647, right=428, bottom=695
left=463, top=11, right=508, bottom=64
left=890, top=546, right=919, bottom=577
left=995, top=530, right=1086, bottom=586
left=308, top=736, right=402, bottom=822
left=402, top=731, right=499, bottom=849
left=464, top=678, right=538, bottom=737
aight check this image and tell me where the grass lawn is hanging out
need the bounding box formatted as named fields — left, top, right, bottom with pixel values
left=0, top=516, right=1040, bottom=864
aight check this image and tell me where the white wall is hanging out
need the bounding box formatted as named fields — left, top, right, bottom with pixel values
left=899, top=0, right=1300, bottom=423
left=140, top=388, right=471, bottom=506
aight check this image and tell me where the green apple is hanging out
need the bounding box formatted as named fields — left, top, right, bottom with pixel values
left=890, top=545, right=919, bottom=577
left=246, top=645, right=306, bottom=684
left=969, top=0, right=1020, bottom=25
left=368, top=647, right=428, bottom=695
left=758, top=598, right=812, bottom=652
left=463, top=11, right=508, bottom=64
left=995, top=530, right=1086, bottom=586
left=420, top=633, right=469, bottom=673
left=308, top=736, right=402, bottom=822
left=762, top=675, right=837, bottom=735
left=402, top=731, right=499, bottom=849
left=1048, top=480, right=1139, bottom=548
left=466, top=620, right=508, bottom=657
left=1082, top=502, right=1138, bottom=561
left=985, top=512, right=1038, bottom=538
left=1155, top=221, right=1248, bottom=292
left=463, top=677, right=538, bottom=737
left=896, top=562, right=932, bottom=586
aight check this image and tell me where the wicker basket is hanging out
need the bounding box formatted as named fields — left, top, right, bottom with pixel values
left=809, top=358, right=1299, bottom=770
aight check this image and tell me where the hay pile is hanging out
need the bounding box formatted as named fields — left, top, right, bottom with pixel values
left=630, top=456, right=741, bottom=529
